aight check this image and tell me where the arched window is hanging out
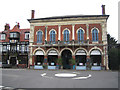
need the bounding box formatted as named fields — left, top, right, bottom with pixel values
left=78, top=29, right=84, bottom=41
left=64, top=30, right=69, bottom=42
left=50, top=30, right=56, bottom=43
left=92, top=29, right=98, bottom=42
left=37, top=31, right=42, bottom=43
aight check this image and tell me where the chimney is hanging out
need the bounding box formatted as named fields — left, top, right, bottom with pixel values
left=17, top=22, right=20, bottom=29
left=31, top=10, right=35, bottom=19
left=4, top=23, right=10, bottom=30
left=102, top=5, right=105, bottom=15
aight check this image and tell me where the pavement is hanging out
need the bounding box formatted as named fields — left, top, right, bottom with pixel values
left=1, top=69, right=119, bottom=89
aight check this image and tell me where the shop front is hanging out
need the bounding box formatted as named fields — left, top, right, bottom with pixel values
left=34, top=50, right=44, bottom=69
left=75, top=49, right=87, bottom=70
left=47, top=49, right=58, bottom=69
left=90, top=49, right=102, bottom=70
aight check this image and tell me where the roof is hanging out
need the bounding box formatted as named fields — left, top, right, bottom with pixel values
left=28, top=14, right=109, bottom=22
left=0, top=28, right=30, bottom=43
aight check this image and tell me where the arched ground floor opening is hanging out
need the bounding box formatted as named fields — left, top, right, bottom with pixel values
left=48, top=55, right=58, bottom=66
left=90, top=49, right=102, bottom=70
left=90, top=49, right=102, bottom=66
left=35, top=55, right=44, bottom=65
left=75, top=49, right=87, bottom=66
left=30, top=47, right=106, bottom=70
left=34, top=50, right=44, bottom=65
left=61, top=49, right=72, bottom=69
left=47, top=49, right=58, bottom=66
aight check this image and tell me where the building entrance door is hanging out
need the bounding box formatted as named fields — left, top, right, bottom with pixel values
left=10, top=57, right=16, bottom=66
left=61, top=50, right=72, bottom=69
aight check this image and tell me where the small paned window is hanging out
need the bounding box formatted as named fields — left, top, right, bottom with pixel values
left=37, top=31, right=42, bottom=43
left=2, top=45, right=7, bottom=52
left=25, top=32, right=30, bottom=40
left=64, top=30, right=69, bottom=42
left=50, top=30, right=56, bottom=43
left=92, top=29, right=98, bottom=42
left=10, top=33, right=18, bottom=38
left=0, top=34, right=6, bottom=40
left=78, top=29, right=84, bottom=41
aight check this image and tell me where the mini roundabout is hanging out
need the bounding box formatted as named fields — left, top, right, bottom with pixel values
left=41, top=72, right=92, bottom=80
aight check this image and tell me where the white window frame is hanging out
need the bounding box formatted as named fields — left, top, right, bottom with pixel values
left=3, top=45, right=7, bottom=52
left=1, top=34, right=5, bottom=40
left=25, top=32, right=30, bottom=40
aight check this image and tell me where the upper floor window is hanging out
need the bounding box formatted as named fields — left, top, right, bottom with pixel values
left=0, top=34, right=5, bottom=40
left=0, top=45, right=2, bottom=53
left=64, top=30, right=69, bottom=42
left=21, top=45, right=25, bottom=53
left=92, top=28, right=99, bottom=42
left=37, top=31, right=43, bottom=43
left=10, top=40, right=18, bottom=43
left=2, top=45, right=7, bottom=52
left=77, top=29, right=84, bottom=41
left=25, top=32, right=30, bottom=40
left=50, top=30, right=56, bottom=43
left=10, top=32, right=19, bottom=38
left=10, top=45, right=16, bottom=52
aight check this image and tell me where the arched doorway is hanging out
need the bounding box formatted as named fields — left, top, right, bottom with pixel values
left=90, top=49, right=101, bottom=66
left=34, top=50, right=44, bottom=65
left=75, top=49, right=87, bottom=66
left=61, top=49, right=72, bottom=69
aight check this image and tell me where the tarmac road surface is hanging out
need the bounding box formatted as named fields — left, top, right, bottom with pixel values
left=1, top=69, right=118, bottom=89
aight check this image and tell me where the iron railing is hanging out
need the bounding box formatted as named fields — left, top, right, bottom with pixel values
left=30, top=40, right=104, bottom=46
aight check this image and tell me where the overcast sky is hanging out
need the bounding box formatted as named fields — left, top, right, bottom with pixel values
left=0, top=0, right=119, bottom=40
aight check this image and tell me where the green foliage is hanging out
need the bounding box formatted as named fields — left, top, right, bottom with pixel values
left=107, top=34, right=117, bottom=50
left=108, top=48, right=119, bottom=70
left=43, top=64, right=47, bottom=69
left=56, top=58, right=62, bottom=65
left=107, top=33, right=119, bottom=70
left=69, top=58, right=76, bottom=65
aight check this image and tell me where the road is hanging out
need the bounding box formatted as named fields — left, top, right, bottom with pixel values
left=1, top=69, right=119, bottom=89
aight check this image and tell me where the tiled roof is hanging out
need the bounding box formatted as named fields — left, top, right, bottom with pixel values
left=28, top=14, right=109, bottom=21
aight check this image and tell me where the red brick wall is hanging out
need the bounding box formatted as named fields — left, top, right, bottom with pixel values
left=33, top=24, right=102, bottom=43
left=75, top=24, right=87, bottom=40
left=34, top=26, right=45, bottom=43
left=61, top=25, right=72, bottom=41
left=89, top=24, right=102, bottom=41
left=47, top=25, right=58, bottom=41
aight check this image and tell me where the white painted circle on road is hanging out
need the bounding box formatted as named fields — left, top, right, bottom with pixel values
left=55, top=73, right=77, bottom=77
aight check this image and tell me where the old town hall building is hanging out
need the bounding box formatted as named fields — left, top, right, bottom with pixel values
left=28, top=5, right=109, bottom=70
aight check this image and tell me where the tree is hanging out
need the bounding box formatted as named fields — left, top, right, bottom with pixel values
left=107, top=34, right=117, bottom=50
left=107, top=33, right=119, bottom=70
left=108, top=48, right=119, bottom=70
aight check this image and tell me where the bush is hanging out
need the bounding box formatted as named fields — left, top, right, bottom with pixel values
left=56, top=58, right=62, bottom=65
left=43, top=64, right=47, bottom=69
left=69, top=58, right=76, bottom=65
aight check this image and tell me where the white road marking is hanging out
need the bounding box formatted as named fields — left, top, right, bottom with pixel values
left=0, top=85, right=14, bottom=89
left=41, top=72, right=92, bottom=80
left=41, top=73, right=46, bottom=77
left=41, top=73, right=53, bottom=79
left=55, top=73, right=77, bottom=77
left=72, top=72, right=80, bottom=74
left=72, top=74, right=92, bottom=80
left=0, top=85, right=4, bottom=88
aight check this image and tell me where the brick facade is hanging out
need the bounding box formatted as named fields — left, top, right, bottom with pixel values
left=28, top=13, right=109, bottom=70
